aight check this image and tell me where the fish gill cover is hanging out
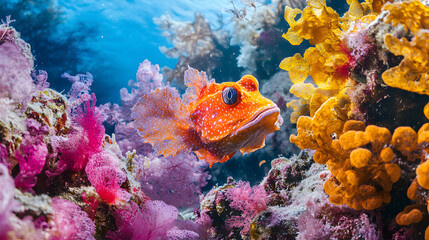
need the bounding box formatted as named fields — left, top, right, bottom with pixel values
left=0, top=0, right=428, bottom=239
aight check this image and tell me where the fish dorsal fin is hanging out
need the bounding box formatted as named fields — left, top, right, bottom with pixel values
left=132, top=86, right=192, bottom=157
left=183, top=67, right=214, bottom=105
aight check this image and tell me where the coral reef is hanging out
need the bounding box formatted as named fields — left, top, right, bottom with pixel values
left=2, top=0, right=429, bottom=239
left=280, top=0, right=429, bottom=239
left=0, top=21, right=209, bottom=239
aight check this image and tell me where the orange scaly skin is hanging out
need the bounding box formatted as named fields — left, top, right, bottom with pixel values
left=132, top=67, right=283, bottom=167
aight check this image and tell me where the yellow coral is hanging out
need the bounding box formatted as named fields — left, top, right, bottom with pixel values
left=424, top=102, right=429, bottom=120
left=383, top=0, right=429, bottom=33
left=418, top=123, right=429, bottom=144
left=283, top=1, right=341, bottom=45
left=396, top=206, right=423, bottom=225
left=350, top=148, right=371, bottom=168
left=417, top=160, right=429, bottom=190
left=280, top=0, right=349, bottom=92
left=290, top=97, right=402, bottom=210
left=391, top=127, right=418, bottom=157
left=279, top=53, right=309, bottom=84
left=380, top=147, right=394, bottom=163
left=280, top=0, right=384, bottom=122
left=286, top=83, right=316, bottom=123
left=283, top=0, right=429, bottom=217
left=381, top=1, right=429, bottom=95
left=339, top=131, right=370, bottom=150
left=382, top=30, right=429, bottom=95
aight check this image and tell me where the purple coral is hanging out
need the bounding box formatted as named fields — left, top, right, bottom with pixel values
left=118, top=59, right=164, bottom=122
left=0, top=18, right=35, bottom=117
left=85, top=152, right=131, bottom=204
left=135, top=153, right=210, bottom=209
left=50, top=197, right=95, bottom=240
left=63, top=72, right=94, bottom=104
left=32, top=70, right=50, bottom=92
left=107, top=200, right=199, bottom=240
left=0, top=41, right=33, bottom=119
left=297, top=197, right=379, bottom=240
left=100, top=59, right=164, bottom=156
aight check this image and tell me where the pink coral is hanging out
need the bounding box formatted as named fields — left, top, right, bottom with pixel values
left=297, top=197, right=379, bottom=240
left=50, top=197, right=95, bottom=240
left=47, top=94, right=104, bottom=176
left=0, top=41, right=33, bottom=119
left=85, top=152, right=131, bottom=204
left=0, top=18, right=34, bottom=117
left=0, top=144, right=7, bottom=166
left=225, top=181, right=268, bottom=234
left=0, top=163, right=18, bottom=240
left=32, top=70, right=50, bottom=92
left=107, top=200, right=198, bottom=240
left=14, top=120, right=49, bottom=192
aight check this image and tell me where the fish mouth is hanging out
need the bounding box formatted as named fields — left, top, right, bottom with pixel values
left=236, top=105, right=280, bottom=132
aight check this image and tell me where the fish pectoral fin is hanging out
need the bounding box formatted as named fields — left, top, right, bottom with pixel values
left=195, top=149, right=219, bottom=168
left=132, top=86, right=192, bottom=157
left=194, top=149, right=235, bottom=168
left=220, top=152, right=236, bottom=163
left=240, top=136, right=266, bottom=155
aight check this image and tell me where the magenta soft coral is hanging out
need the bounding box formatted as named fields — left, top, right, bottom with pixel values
left=107, top=200, right=199, bottom=240
left=47, top=93, right=104, bottom=176
left=14, top=119, right=49, bottom=192
left=85, top=152, right=131, bottom=204
left=50, top=197, right=95, bottom=240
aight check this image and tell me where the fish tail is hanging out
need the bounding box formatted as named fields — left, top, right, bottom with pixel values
left=131, top=86, right=192, bottom=157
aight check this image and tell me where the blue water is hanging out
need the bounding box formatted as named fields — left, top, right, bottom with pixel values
left=2, top=0, right=347, bottom=104
left=56, top=0, right=236, bottom=103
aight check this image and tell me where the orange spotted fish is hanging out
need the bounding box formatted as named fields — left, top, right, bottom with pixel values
left=132, top=67, right=283, bottom=167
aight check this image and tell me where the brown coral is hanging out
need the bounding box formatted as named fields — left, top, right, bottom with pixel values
left=396, top=206, right=424, bottom=225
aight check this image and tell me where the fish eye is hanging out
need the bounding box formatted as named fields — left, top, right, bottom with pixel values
left=222, top=87, right=238, bottom=105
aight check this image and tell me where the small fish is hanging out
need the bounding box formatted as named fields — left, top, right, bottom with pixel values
left=132, top=67, right=283, bottom=167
